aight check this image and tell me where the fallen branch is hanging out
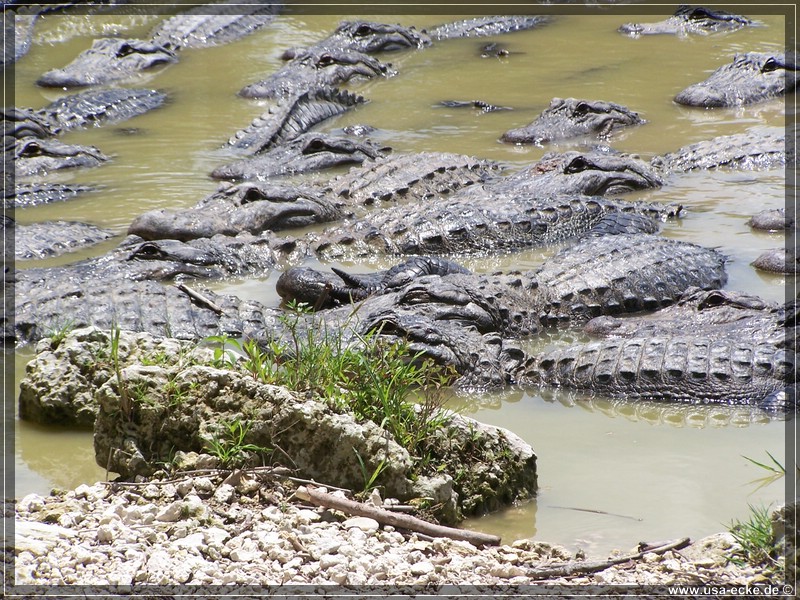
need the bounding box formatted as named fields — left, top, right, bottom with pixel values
left=526, top=537, right=691, bottom=580
left=295, top=485, right=501, bottom=547
left=175, top=283, right=223, bottom=314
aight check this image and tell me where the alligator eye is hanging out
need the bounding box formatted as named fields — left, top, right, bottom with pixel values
left=241, top=187, right=268, bottom=203
left=573, top=101, right=592, bottom=116
left=317, top=54, right=335, bottom=67
left=564, top=156, right=592, bottom=174
left=302, top=138, right=327, bottom=154
left=761, top=57, right=780, bottom=72
left=354, top=24, right=374, bottom=37
left=115, top=43, right=138, bottom=58
left=688, top=8, right=714, bottom=19
left=130, top=243, right=163, bottom=260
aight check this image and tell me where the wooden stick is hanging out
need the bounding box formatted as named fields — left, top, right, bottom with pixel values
left=175, top=283, right=223, bottom=314
left=295, top=485, right=501, bottom=547
left=525, top=536, right=691, bottom=580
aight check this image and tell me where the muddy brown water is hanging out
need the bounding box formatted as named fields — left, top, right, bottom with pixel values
left=10, top=9, right=793, bottom=557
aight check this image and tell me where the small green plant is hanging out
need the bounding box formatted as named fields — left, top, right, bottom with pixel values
left=728, top=504, right=780, bottom=573
left=353, top=447, right=388, bottom=496
left=205, top=419, right=270, bottom=469
left=742, top=451, right=796, bottom=492
left=45, top=319, right=75, bottom=350
left=204, top=334, right=243, bottom=368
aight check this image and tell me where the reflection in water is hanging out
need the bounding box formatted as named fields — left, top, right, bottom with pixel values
left=11, top=10, right=790, bottom=555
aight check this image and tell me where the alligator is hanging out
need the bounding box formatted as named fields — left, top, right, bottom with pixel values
left=674, top=51, right=797, bottom=107
left=10, top=276, right=285, bottom=348
left=276, top=256, right=472, bottom=308
left=752, top=248, right=798, bottom=274
left=748, top=208, right=795, bottom=231
left=227, top=87, right=367, bottom=155
left=651, top=128, right=787, bottom=172
left=307, top=194, right=679, bottom=261
left=134, top=152, right=500, bottom=240
left=36, top=38, right=179, bottom=88
left=128, top=181, right=344, bottom=241
left=11, top=219, right=115, bottom=260
left=436, top=100, right=513, bottom=113
left=500, top=98, right=645, bottom=145
left=618, top=5, right=753, bottom=36
left=283, top=21, right=431, bottom=58
left=34, top=88, right=168, bottom=133
left=239, top=48, right=393, bottom=100
left=427, top=15, right=552, bottom=40
left=530, top=289, right=794, bottom=411
left=13, top=136, right=110, bottom=178
left=5, top=183, right=96, bottom=209
left=279, top=233, right=724, bottom=332
left=323, top=151, right=502, bottom=207
left=211, top=132, right=389, bottom=181
left=3, top=107, right=60, bottom=138
left=149, top=0, right=281, bottom=50
left=454, top=149, right=665, bottom=201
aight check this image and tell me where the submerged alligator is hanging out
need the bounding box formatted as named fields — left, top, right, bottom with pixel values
left=618, top=5, right=753, bottom=37
left=11, top=219, right=115, bottom=261
left=674, top=51, right=797, bottom=107
left=211, top=132, right=389, bottom=181
left=427, top=15, right=551, bottom=40
left=6, top=183, right=96, bottom=209
left=13, top=136, right=110, bottom=178
left=239, top=47, right=393, bottom=100
left=500, top=98, right=645, bottom=146
left=36, top=38, right=179, bottom=88
left=134, top=152, right=502, bottom=240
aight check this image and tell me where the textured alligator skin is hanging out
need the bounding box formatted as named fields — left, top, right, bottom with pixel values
left=533, top=234, right=727, bottom=325
left=6, top=183, right=96, bottom=209
left=500, top=97, right=644, bottom=145
left=149, top=0, right=281, bottom=50
left=128, top=182, right=344, bottom=241
left=11, top=220, right=115, bottom=260
left=13, top=136, right=109, bottom=178
left=674, top=51, right=797, bottom=107
left=11, top=277, right=283, bottom=348
left=211, top=132, right=389, bottom=181
left=36, top=38, right=179, bottom=88
left=456, top=150, right=665, bottom=199
left=239, top=48, right=393, bottom=100
left=618, top=5, right=753, bottom=36
left=227, top=87, right=367, bottom=155
left=529, top=289, right=793, bottom=409
left=325, top=152, right=502, bottom=207
left=752, top=249, right=798, bottom=274
left=651, top=128, right=786, bottom=172
left=428, top=15, right=552, bottom=40
left=37, top=88, right=168, bottom=133
left=307, top=195, right=679, bottom=261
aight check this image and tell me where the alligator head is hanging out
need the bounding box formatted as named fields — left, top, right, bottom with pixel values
left=238, top=48, right=394, bottom=99
left=13, top=136, right=109, bottom=178
left=332, top=21, right=431, bottom=52
left=619, top=5, right=753, bottom=36
left=512, top=150, right=664, bottom=196
left=36, top=38, right=178, bottom=88
left=501, top=98, right=645, bottom=145
left=674, top=51, right=797, bottom=107
left=129, top=183, right=342, bottom=241
left=124, top=238, right=228, bottom=280
left=211, top=132, right=389, bottom=181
